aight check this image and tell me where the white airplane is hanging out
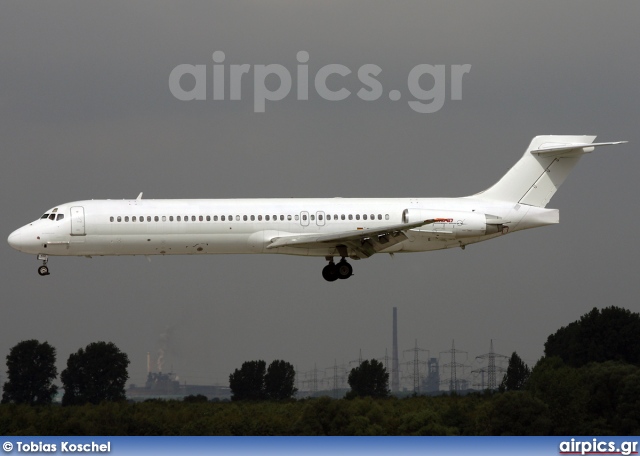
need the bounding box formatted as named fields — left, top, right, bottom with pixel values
left=8, top=135, right=626, bottom=281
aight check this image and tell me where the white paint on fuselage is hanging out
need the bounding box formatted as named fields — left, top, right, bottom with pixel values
left=7, top=196, right=558, bottom=259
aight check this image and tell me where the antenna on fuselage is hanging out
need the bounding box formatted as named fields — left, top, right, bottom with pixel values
left=136, top=192, right=143, bottom=200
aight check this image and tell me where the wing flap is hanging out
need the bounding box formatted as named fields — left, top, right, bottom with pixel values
left=266, top=219, right=436, bottom=253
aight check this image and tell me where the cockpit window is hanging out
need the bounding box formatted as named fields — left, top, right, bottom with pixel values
left=56, top=214, right=64, bottom=221
left=49, top=214, right=56, bottom=220
left=41, top=214, right=49, bottom=219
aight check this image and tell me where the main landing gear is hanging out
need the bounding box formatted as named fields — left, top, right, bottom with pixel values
left=37, top=254, right=50, bottom=276
left=322, top=257, right=353, bottom=282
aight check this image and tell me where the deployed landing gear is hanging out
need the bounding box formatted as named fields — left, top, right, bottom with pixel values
left=322, top=257, right=353, bottom=282
left=37, top=254, right=50, bottom=276
left=322, top=263, right=338, bottom=282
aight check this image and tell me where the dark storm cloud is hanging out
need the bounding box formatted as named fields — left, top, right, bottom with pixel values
left=1, top=1, right=638, bottom=389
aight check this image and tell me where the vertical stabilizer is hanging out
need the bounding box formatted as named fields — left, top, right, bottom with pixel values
left=474, top=135, right=626, bottom=207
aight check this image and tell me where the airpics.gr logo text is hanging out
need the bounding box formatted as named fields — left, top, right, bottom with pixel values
left=169, top=51, right=471, bottom=113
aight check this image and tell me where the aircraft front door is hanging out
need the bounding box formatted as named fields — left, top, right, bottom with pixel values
left=70, top=206, right=86, bottom=236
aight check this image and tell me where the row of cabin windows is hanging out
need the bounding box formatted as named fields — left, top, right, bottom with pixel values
left=108, top=213, right=391, bottom=223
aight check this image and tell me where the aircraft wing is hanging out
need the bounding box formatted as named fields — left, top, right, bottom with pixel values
left=266, top=219, right=438, bottom=258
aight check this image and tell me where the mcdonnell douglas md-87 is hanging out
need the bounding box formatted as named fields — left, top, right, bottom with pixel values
left=8, top=136, right=626, bottom=281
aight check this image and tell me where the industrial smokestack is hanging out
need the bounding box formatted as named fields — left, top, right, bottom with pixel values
left=147, top=352, right=151, bottom=374
left=392, top=307, right=400, bottom=392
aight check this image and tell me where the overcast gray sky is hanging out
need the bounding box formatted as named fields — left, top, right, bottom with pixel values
left=1, top=1, right=639, bottom=391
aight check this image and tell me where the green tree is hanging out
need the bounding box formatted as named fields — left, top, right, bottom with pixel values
left=347, top=359, right=389, bottom=398
left=488, top=391, right=551, bottom=435
left=183, top=394, right=209, bottom=403
left=229, top=360, right=266, bottom=401
left=265, top=360, right=297, bottom=400
left=2, top=339, right=58, bottom=405
left=499, top=352, right=531, bottom=391
left=61, top=341, right=129, bottom=406
left=545, top=306, right=640, bottom=367
left=526, top=356, right=589, bottom=434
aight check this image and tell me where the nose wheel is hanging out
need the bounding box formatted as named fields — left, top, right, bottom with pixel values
left=37, top=254, right=50, bottom=276
left=322, top=257, right=353, bottom=281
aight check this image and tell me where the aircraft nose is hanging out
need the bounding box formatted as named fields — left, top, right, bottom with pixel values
left=7, top=226, right=36, bottom=252
left=8, top=229, right=23, bottom=251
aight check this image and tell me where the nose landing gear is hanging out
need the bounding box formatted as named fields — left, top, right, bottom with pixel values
left=37, top=254, right=50, bottom=276
left=322, top=256, right=353, bottom=282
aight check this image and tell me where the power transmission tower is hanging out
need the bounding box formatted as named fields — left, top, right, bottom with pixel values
left=349, top=349, right=364, bottom=368
left=392, top=307, right=400, bottom=393
left=441, top=340, right=469, bottom=392
left=472, top=339, right=508, bottom=390
left=403, top=339, right=428, bottom=394
left=302, top=364, right=322, bottom=397
left=377, top=348, right=392, bottom=374
left=325, top=359, right=347, bottom=399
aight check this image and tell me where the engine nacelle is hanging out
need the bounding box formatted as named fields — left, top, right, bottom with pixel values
left=402, top=208, right=506, bottom=239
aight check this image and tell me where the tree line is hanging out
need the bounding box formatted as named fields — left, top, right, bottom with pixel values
left=2, top=305, right=639, bottom=435
left=2, top=340, right=129, bottom=406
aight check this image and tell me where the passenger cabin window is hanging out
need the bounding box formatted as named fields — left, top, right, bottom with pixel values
left=170, top=216, right=174, bottom=221
left=251, top=215, right=255, bottom=221
left=206, top=216, right=210, bottom=221
left=162, top=216, right=167, bottom=222
left=385, top=214, right=389, bottom=220
left=363, top=214, right=367, bottom=220
left=110, top=216, right=114, bottom=222
left=117, top=216, right=122, bottom=222
left=221, top=216, right=225, bottom=221
left=341, top=214, right=346, bottom=220
left=125, top=216, right=129, bottom=222
left=147, top=216, right=151, bottom=222
left=199, top=216, right=203, bottom=221
left=214, top=215, right=218, bottom=221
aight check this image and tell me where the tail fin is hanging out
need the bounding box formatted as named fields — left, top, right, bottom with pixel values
left=474, top=135, right=627, bottom=207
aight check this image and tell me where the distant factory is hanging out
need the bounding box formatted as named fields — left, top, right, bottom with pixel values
left=127, top=352, right=230, bottom=401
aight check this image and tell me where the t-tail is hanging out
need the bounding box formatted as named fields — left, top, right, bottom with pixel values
left=474, top=135, right=627, bottom=207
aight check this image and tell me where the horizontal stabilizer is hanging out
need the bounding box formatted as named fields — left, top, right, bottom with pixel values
left=532, top=141, right=628, bottom=156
